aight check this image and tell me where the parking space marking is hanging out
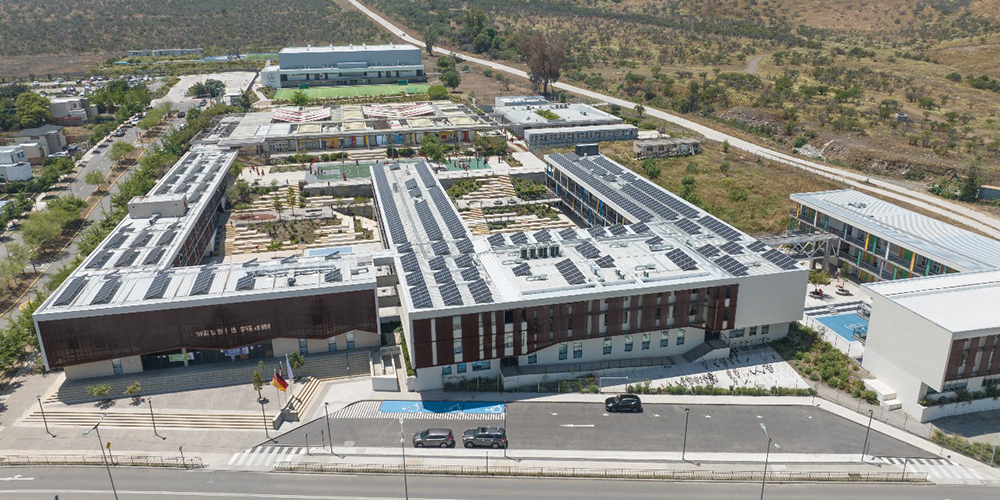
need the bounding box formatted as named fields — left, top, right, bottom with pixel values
left=332, top=401, right=504, bottom=421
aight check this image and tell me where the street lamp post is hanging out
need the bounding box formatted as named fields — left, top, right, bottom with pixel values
left=503, top=403, right=508, bottom=459
left=759, top=423, right=780, bottom=500
left=399, top=417, right=409, bottom=500
left=861, top=409, right=874, bottom=461
left=84, top=414, right=118, bottom=500
left=325, top=402, right=333, bottom=452
left=260, top=399, right=270, bottom=440
left=148, top=397, right=163, bottom=439
left=36, top=395, right=53, bottom=437
left=682, top=407, right=690, bottom=461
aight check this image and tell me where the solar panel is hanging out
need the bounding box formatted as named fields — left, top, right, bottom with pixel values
left=131, top=232, right=153, bottom=248
left=236, top=274, right=255, bottom=291
left=461, top=267, right=480, bottom=281
left=405, top=271, right=425, bottom=287
left=114, top=249, right=140, bottom=267
left=91, top=277, right=121, bottom=305
left=396, top=243, right=413, bottom=254
left=432, top=241, right=451, bottom=256
left=144, top=273, right=171, bottom=300
left=748, top=240, right=769, bottom=253
left=510, top=232, right=528, bottom=245
left=189, top=269, right=215, bottom=295
left=645, top=236, right=664, bottom=247
left=324, top=269, right=342, bottom=283
left=142, top=246, right=166, bottom=266
left=454, top=254, right=475, bottom=268
left=414, top=200, right=443, bottom=241
left=487, top=233, right=507, bottom=247
left=630, top=222, right=650, bottom=234
left=697, top=244, right=720, bottom=258
left=558, top=228, right=577, bottom=240
left=594, top=255, right=615, bottom=268
left=699, top=216, right=742, bottom=241
left=512, top=263, right=532, bottom=276
left=665, top=248, right=698, bottom=271
left=440, top=281, right=463, bottom=306
left=157, top=230, right=177, bottom=246
left=455, top=238, right=475, bottom=255
left=575, top=241, right=601, bottom=259
left=715, top=255, right=749, bottom=276
left=54, top=277, right=88, bottom=306
left=86, top=252, right=112, bottom=269
left=372, top=165, right=409, bottom=245
left=434, top=269, right=453, bottom=284
left=106, top=233, right=129, bottom=250
left=720, top=241, right=744, bottom=255
left=243, top=258, right=259, bottom=267
left=587, top=226, right=607, bottom=238
left=762, top=249, right=799, bottom=270
left=675, top=219, right=701, bottom=235
left=415, top=161, right=437, bottom=188
left=555, top=258, right=587, bottom=285
left=400, top=252, right=420, bottom=273
left=469, top=279, right=493, bottom=304
left=409, top=284, right=433, bottom=309
left=428, top=256, right=447, bottom=271
left=280, top=255, right=297, bottom=264
left=404, top=178, right=418, bottom=190
left=609, top=224, right=627, bottom=236
left=429, top=187, right=468, bottom=239
left=533, top=230, right=551, bottom=243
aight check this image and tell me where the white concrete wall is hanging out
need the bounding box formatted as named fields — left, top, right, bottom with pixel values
left=733, top=270, right=808, bottom=331
left=63, top=355, right=142, bottom=380
left=276, top=330, right=380, bottom=356
left=863, top=294, right=953, bottom=393
left=918, top=395, right=1000, bottom=422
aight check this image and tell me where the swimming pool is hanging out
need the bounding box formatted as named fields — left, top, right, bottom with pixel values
left=816, top=313, right=868, bottom=342
left=378, top=400, right=505, bottom=415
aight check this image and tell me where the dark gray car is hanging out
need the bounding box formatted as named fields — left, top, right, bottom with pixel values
left=462, top=426, right=507, bottom=448
left=412, top=428, right=454, bottom=448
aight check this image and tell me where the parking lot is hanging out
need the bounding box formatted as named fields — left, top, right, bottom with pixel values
left=265, top=401, right=932, bottom=458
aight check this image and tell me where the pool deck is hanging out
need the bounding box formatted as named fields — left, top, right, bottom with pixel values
left=801, top=279, right=872, bottom=359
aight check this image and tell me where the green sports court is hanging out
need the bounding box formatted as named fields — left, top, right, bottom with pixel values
left=274, top=83, right=430, bottom=101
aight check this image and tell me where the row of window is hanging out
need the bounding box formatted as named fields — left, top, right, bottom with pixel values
left=727, top=325, right=770, bottom=339
left=297, top=333, right=355, bottom=355
left=539, top=331, right=686, bottom=364
left=441, top=359, right=492, bottom=375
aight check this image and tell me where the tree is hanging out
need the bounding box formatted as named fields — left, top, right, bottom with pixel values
left=958, top=158, right=982, bottom=202
left=286, top=186, right=296, bottom=214
left=272, top=197, right=284, bottom=219
left=441, top=69, right=461, bottom=90
left=635, top=104, right=645, bottom=118
left=14, top=92, right=51, bottom=129
left=423, top=26, right=438, bottom=55
left=109, top=142, right=135, bottom=162
left=85, top=169, right=106, bottom=186
left=252, top=370, right=264, bottom=400
left=808, top=269, right=831, bottom=293
left=124, top=381, right=142, bottom=403
left=87, top=383, right=111, bottom=398
left=722, top=139, right=730, bottom=153
left=427, top=85, right=449, bottom=100
left=680, top=176, right=700, bottom=205
left=188, top=79, right=225, bottom=98
left=288, top=350, right=306, bottom=375
left=290, top=90, right=309, bottom=107
left=419, top=134, right=447, bottom=163
left=519, top=31, right=566, bottom=96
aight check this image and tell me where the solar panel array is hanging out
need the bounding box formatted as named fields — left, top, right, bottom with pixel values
left=157, top=230, right=177, bottom=246
left=630, top=222, right=650, bottom=234
left=429, top=187, right=467, bottom=239
left=431, top=240, right=450, bottom=256
left=665, top=248, right=698, bottom=271
left=675, top=219, right=701, bottom=235
left=558, top=228, right=578, bottom=240
left=144, top=273, right=171, bottom=300
left=555, top=259, right=586, bottom=285
left=106, top=233, right=129, bottom=250
left=54, top=277, right=88, bottom=306
left=91, top=277, right=121, bottom=305
left=594, top=255, right=615, bottom=268
left=131, top=232, right=153, bottom=248
left=86, top=252, right=111, bottom=269
left=400, top=252, right=420, bottom=273
left=454, top=254, right=475, bottom=268
left=575, top=241, right=601, bottom=259
left=236, top=274, right=255, bottom=291
left=324, top=269, right=342, bottom=283
left=142, top=247, right=166, bottom=266
left=534, top=229, right=551, bottom=243
left=189, top=269, right=215, bottom=296
left=487, top=233, right=507, bottom=248
left=434, top=269, right=453, bottom=284
left=645, top=236, right=664, bottom=246
left=405, top=271, right=424, bottom=286
left=371, top=165, right=409, bottom=245
left=510, top=232, right=528, bottom=245
left=548, top=154, right=653, bottom=222
left=469, top=279, right=493, bottom=304
left=414, top=161, right=437, bottom=188
left=428, top=256, right=447, bottom=270
left=512, top=263, right=532, bottom=276
left=461, top=267, right=480, bottom=281
left=587, top=226, right=607, bottom=238
left=720, top=241, right=744, bottom=255
left=747, top=240, right=769, bottom=253
left=115, top=249, right=140, bottom=268
left=762, top=249, right=799, bottom=270
left=609, top=224, right=628, bottom=236
left=410, top=284, right=432, bottom=309
left=440, top=282, right=463, bottom=306
left=697, top=244, right=720, bottom=258
left=699, top=216, right=742, bottom=241
left=455, top=239, right=475, bottom=255
left=404, top=178, right=418, bottom=190
left=714, top=255, right=749, bottom=277
left=414, top=200, right=443, bottom=241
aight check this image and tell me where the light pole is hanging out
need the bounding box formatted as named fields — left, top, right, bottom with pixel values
left=260, top=399, right=270, bottom=440
left=36, top=395, right=53, bottom=437
left=148, top=397, right=164, bottom=439
left=84, top=414, right=118, bottom=500
left=399, top=417, right=409, bottom=500
left=861, top=409, right=874, bottom=461
left=759, top=423, right=780, bottom=500
left=682, top=407, right=690, bottom=461
left=325, top=402, right=333, bottom=452
left=503, top=403, right=508, bottom=459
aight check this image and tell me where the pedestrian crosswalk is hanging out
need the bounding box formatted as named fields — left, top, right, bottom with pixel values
left=881, top=457, right=989, bottom=484
left=226, top=445, right=309, bottom=469
left=333, top=400, right=504, bottom=421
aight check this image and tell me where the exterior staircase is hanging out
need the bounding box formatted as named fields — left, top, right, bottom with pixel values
left=681, top=339, right=730, bottom=363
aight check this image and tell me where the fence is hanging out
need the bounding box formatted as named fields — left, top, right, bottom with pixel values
left=0, top=455, right=203, bottom=469
left=274, top=461, right=927, bottom=482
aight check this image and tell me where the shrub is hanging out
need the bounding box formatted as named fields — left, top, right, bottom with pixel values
left=793, top=136, right=809, bottom=149
left=88, top=383, right=111, bottom=398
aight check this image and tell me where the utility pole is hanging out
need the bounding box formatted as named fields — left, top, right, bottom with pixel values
left=325, top=402, right=333, bottom=452
left=682, top=407, right=690, bottom=461
left=84, top=414, right=118, bottom=500
left=861, top=409, right=874, bottom=461
left=261, top=399, right=270, bottom=440
left=399, top=417, right=409, bottom=500
left=37, top=395, right=53, bottom=437
left=149, top=397, right=163, bottom=439
left=759, top=423, right=780, bottom=500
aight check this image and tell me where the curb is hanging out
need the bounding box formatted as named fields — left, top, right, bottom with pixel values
left=0, top=455, right=203, bottom=469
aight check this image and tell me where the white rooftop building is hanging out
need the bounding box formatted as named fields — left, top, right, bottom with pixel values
left=260, top=44, right=425, bottom=89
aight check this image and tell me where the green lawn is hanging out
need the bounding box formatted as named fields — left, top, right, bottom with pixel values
left=274, top=83, right=430, bottom=101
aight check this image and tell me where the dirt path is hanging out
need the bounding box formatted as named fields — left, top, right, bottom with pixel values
left=744, top=54, right=764, bottom=74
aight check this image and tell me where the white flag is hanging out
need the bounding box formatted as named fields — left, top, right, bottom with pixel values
left=285, top=353, right=295, bottom=381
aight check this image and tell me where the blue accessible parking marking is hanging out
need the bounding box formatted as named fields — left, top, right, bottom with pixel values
left=378, top=400, right=504, bottom=415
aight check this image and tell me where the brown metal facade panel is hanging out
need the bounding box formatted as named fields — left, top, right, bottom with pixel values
left=727, top=285, right=739, bottom=329
left=481, top=313, right=493, bottom=360
left=694, top=289, right=707, bottom=327
left=494, top=311, right=506, bottom=357
left=944, top=339, right=966, bottom=381
left=412, top=319, right=434, bottom=369
left=571, top=301, right=588, bottom=339
left=538, top=305, right=553, bottom=347
left=526, top=307, right=538, bottom=352
left=513, top=310, right=524, bottom=356
left=989, top=336, right=1000, bottom=376
left=435, top=317, right=455, bottom=366
left=554, top=303, right=569, bottom=342
left=590, top=299, right=601, bottom=337
left=628, top=295, right=640, bottom=333
left=606, top=297, right=623, bottom=336
left=461, top=314, right=480, bottom=362
left=967, top=337, right=981, bottom=377
left=39, top=289, right=378, bottom=369
left=655, top=293, right=670, bottom=328
left=640, top=294, right=657, bottom=332
left=674, top=290, right=690, bottom=328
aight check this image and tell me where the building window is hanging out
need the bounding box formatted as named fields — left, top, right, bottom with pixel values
left=442, top=366, right=452, bottom=375
left=761, top=324, right=769, bottom=336
left=603, top=337, right=612, bottom=355
left=505, top=333, right=513, bottom=349
left=346, top=332, right=355, bottom=349
left=984, top=376, right=1000, bottom=388
left=625, top=335, right=633, bottom=352
left=527, top=353, right=537, bottom=364
left=728, top=329, right=745, bottom=339
left=661, top=331, right=669, bottom=347
left=942, top=381, right=968, bottom=392
left=642, top=333, right=650, bottom=350
left=457, top=363, right=467, bottom=374
left=298, top=338, right=309, bottom=354
left=558, top=343, right=568, bottom=360
left=328, top=337, right=338, bottom=352
left=454, top=339, right=463, bottom=355
left=573, top=341, right=583, bottom=359
left=677, top=330, right=685, bottom=346
left=472, top=360, right=491, bottom=372
left=749, top=326, right=758, bottom=336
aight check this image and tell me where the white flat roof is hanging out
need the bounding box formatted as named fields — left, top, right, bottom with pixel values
left=864, top=270, right=1000, bottom=335
left=280, top=44, right=418, bottom=54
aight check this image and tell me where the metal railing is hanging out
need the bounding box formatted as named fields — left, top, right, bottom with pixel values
left=273, top=462, right=928, bottom=483
left=857, top=260, right=880, bottom=274
left=0, top=455, right=203, bottom=468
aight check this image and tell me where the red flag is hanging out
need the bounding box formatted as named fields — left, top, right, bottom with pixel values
left=271, top=371, right=288, bottom=392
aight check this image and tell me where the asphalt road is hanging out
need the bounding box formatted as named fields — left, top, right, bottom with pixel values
left=265, top=402, right=931, bottom=458
left=0, top=466, right=987, bottom=500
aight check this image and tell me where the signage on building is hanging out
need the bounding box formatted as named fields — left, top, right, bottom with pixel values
left=222, top=346, right=250, bottom=356
left=168, top=353, right=194, bottom=362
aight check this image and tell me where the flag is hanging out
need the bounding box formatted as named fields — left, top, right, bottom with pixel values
left=271, top=370, right=288, bottom=392
left=285, top=354, right=295, bottom=381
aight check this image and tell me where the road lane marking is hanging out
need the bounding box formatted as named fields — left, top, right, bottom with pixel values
left=0, top=475, right=33, bottom=481
left=559, top=424, right=595, bottom=428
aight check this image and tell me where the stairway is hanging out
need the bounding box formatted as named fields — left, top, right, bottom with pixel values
left=681, top=339, right=730, bottom=363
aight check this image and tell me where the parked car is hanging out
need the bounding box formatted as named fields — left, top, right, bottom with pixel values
left=462, top=427, right=507, bottom=448
left=605, top=394, right=642, bottom=413
left=114, top=129, right=126, bottom=137
left=199, top=99, right=207, bottom=107
left=413, top=428, right=455, bottom=448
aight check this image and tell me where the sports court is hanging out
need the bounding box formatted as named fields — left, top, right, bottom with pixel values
left=443, top=157, right=492, bottom=171
left=274, top=83, right=430, bottom=100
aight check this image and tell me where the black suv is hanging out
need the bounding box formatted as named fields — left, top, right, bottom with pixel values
left=605, top=394, right=642, bottom=413
left=462, top=426, right=507, bottom=448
